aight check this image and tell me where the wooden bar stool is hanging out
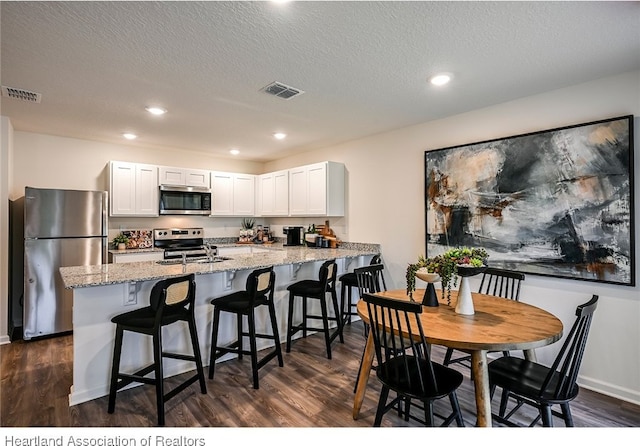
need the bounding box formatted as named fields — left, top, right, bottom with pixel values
left=107, top=274, right=207, bottom=426
left=209, top=266, right=283, bottom=389
left=286, top=259, right=342, bottom=359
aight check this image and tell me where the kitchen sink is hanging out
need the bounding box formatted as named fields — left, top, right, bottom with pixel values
left=156, top=256, right=232, bottom=265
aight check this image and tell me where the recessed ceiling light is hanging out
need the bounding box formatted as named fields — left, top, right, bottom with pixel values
left=230, top=149, right=240, bottom=155
left=145, top=106, right=167, bottom=115
left=122, top=133, right=137, bottom=140
left=429, top=73, right=452, bottom=86
left=273, top=132, right=287, bottom=140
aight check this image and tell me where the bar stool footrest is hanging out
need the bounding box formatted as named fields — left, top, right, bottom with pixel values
left=163, top=352, right=198, bottom=362
left=165, top=374, right=202, bottom=402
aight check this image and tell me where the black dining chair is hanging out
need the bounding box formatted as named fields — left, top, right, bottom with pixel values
left=351, top=263, right=388, bottom=391
left=362, top=292, right=465, bottom=427
left=107, top=274, right=207, bottom=426
left=489, top=295, right=599, bottom=427
left=443, top=267, right=525, bottom=369
left=338, top=254, right=382, bottom=327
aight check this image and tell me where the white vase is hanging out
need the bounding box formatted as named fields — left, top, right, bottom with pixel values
left=455, top=276, right=475, bottom=315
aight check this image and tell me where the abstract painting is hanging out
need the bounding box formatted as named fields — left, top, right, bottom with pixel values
left=425, top=115, right=635, bottom=286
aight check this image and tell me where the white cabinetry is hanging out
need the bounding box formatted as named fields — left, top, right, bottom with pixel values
left=110, top=251, right=164, bottom=263
left=289, top=161, right=344, bottom=216
left=258, top=170, right=289, bottom=216
left=109, top=161, right=159, bottom=217
left=217, top=246, right=272, bottom=256
left=211, top=172, right=256, bottom=216
left=158, top=166, right=210, bottom=188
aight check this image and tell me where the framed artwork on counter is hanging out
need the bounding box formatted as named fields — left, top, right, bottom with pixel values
left=122, top=229, right=153, bottom=249
left=424, top=115, right=635, bottom=286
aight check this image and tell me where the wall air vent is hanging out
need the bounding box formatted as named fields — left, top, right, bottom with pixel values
left=261, top=81, right=304, bottom=100
left=1, top=86, right=42, bottom=103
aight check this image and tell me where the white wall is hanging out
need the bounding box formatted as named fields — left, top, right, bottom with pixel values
left=9, top=133, right=268, bottom=239
left=1, top=70, right=639, bottom=405
left=0, top=117, right=13, bottom=344
left=263, top=70, right=640, bottom=405
left=9, top=132, right=265, bottom=199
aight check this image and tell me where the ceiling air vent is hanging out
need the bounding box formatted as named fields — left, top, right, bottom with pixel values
left=1, top=86, right=42, bottom=103
left=261, top=81, right=304, bottom=100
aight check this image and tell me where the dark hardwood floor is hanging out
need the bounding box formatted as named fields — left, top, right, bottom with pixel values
left=1, top=321, right=639, bottom=428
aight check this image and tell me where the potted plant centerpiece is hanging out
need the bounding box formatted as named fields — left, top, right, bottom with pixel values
left=240, top=218, right=255, bottom=242
left=406, top=247, right=489, bottom=309
left=112, top=233, right=130, bottom=250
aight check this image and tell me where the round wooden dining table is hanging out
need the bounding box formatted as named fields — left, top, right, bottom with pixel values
left=353, top=289, right=564, bottom=427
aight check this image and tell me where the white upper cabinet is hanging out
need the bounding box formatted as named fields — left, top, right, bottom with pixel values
left=258, top=170, right=289, bottom=216
left=158, top=166, right=210, bottom=188
left=108, top=160, right=343, bottom=218
left=109, top=161, right=159, bottom=217
left=233, top=174, right=256, bottom=215
left=211, top=171, right=256, bottom=216
left=289, top=161, right=345, bottom=216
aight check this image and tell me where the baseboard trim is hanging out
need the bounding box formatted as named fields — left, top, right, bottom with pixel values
left=0, top=334, right=10, bottom=345
left=69, top=361, right=200, bottom=406
left=578, top=375, right=640, bottom=407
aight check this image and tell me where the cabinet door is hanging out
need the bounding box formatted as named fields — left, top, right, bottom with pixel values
left=217, top=246, right=252, bottom=256
left=289, top=166, right=308, bottom=215
left=110, top=161, right=137, bottom=216
left=258, top=170, right=288, bottom=216
left=273, top=170, right=289, bottom=215
left=110, top=162, right=158, bottom=217
left=135, top=164, right=159, bottom=216
left=258, top=173, right=275, bottom=216
left=233, top=174, right=255, bottom=216
left=111, top=251, right=164, bottom=263
left=306, top=163, right=327, bottom=215
left=158, top=166, right=186, bottom=186
left=211, top=172, right=234, bottom=215
left=185, top=168, right=211, bottom=188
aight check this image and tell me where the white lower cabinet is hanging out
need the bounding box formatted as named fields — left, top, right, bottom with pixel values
left=110, top=251, right=164, bottom=263
left=218, top=246, right=272, bottom=256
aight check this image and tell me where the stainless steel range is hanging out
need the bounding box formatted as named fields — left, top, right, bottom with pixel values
left=154, top=227, right=208, bottom=259
left=154, top=227, right=231, bottom=265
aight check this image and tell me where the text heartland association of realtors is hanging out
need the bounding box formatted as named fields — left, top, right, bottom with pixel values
left=5, top=437, right=206, bottom=446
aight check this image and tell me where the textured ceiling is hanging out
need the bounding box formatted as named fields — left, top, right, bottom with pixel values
left=1, top=1, right=639, bottom=162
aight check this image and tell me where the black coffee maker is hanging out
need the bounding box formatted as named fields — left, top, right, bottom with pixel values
left=283, top=226, right=303, bottom=246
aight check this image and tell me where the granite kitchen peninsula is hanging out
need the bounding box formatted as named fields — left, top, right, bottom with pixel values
left=59, top=243, right=379, bottom=406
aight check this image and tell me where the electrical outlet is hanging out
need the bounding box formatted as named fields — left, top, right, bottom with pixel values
left=123, top=282, right=137, bottom=306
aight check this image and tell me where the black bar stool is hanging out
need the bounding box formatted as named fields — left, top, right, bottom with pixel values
left=107, top=274, right=207, bottom=426
left=338, top=254, right=381, bottom=327
left=209, top=266, right=283, bottom=389
left=286, top=259, right=342, bottom=359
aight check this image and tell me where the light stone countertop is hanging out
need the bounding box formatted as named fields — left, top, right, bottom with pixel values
left=61, top=244, right=380, bottom=289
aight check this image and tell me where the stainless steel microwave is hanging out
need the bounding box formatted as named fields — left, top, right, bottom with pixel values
left=159, top=185, right=212, bottom=215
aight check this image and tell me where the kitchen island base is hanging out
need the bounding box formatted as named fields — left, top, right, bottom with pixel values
left=68, top=254, right=375, bottom=406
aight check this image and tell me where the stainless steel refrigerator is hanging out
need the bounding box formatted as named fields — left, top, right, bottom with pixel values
left=22, top=187, right=108, bottom=340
